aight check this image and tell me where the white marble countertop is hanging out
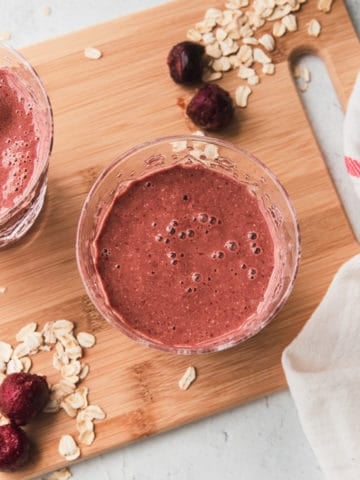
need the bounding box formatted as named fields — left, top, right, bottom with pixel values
left=0, top=1, right=358, bottom=479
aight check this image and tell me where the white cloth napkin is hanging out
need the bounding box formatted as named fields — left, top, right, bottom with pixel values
left=282, top=74, right=360, bottom=480
left=282, top=255, right=360, bottom=480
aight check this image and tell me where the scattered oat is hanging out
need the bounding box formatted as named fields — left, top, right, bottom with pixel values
left=273, top=21, right=287, bottom=37
left=178, top=366, right=197, bottom=390
left=235, top=85, right=252, bottom=107
left=299, top=82, right=308, bottom=92
left=259, top=33, right=275, bottom=51
left=253, top=47, right=271, bottom=64
left=40, top=345, right=52, bottom=352
left=58, top=435, right=81, bottom=462
left=53, top=353, right=64, bottom=371
left=204, top=144, right=219, bottom=160
left=212, top=56, right=232, bottom=72
left=24, top=331, right=43, bottom=354
left=40, top=6, right=52, bottom=16
left=317, top=0, right=333, bottom=12
left=21, top=356, right=32, bottom=372
left=64, top=374, right=80, bottom=385
left=253, top=0, right=275, bottom=15
left=44, top=399, right=60, bottom=414
left=220, top=37, right=239, bottom=55
left=62, top=376, right=79, bottom=389
left=243, top=37, right=258, bottom=45
left=75, top=407, right=98, bottom=449
left=60, top=401, right=77, bottom=418
left=78, top=429, right=95, bottom=446
left=202, top=32, right=216, bottom=45
left=290, top=3, right=301, bottom=12
left=186, top=28, right=202, bottom=42
left=299, top=64, right=311, bottom=83
left=237, top=45, right=253, bottom=65
left=84, top=47, right=102, bottom=60
left=246, top=11, right=265, bottom=28
left=16, top=322, right=37, bottom=342
left=225, top=0, right=248, bottom=8
left=50, top=384, right=66, bottom=401
left=47, top=468, right=72, bottom=480
left=57, top=332, right=78, bottom=349
left=192, top=140, right=207, bottom=151
left=238, top=65, right=256, bottom=79
left=239, top=24, right=254, bottom=38
left=0, top=342, right=13, bottom=363
left=216, top=27, right=228, bottom=42
left=227, top=27, right=242, bottom=40
left=79, top=364, right=89, bottom=380
left=268, top=4, right=292, bottom=20
left=204, top=8, right=223, bottom=22
left=0, top=32, right=11, bottom=41
left=66, top=345, right=82, bottom=360
left=55, top=341, right=65, bottom=357
left=0, top=287, right=7, bottom=294
left=193, top=130, right=205, bottom=136
left=195, top=21, right=210, bottom=34
left=307, top=19, right=321, bottom=37
left=13, top=343, right=30, bottom=359
left=76, top=332, right=96, bottom=349
left=42, top=321, right=57, bottom=345
left=292, top=64, right=300, bottom=78
left=54, top=319, right=74, bottom=333
left=0, top=361, right=5, bottom=373
left=228, top=55, right=241, bottom=68
left=56, top=335, right=72, bottom=352
left=282, top=14, right=297, bottom=32
left=202, top=70, right=223, bottom=82
left=205, top=43, right=222, bottom=59
left=248, top=74, right=260, bottom=85
left=262, top=63, right=275, bottom=75
left=61, top=361, right=81, bottom=378
left=52, top=380, right=75, bottom=399
left=76, top=411, right=93, bottom=433
left=196, top=18, right=217, bottom=34
left=6, top=357, right=23, bottom=374
left=84, top=405, right=106, bottom=420
left=218, top=10, right=234, bottom=26
left=66, top=387, right=89, bottom=410
left=51, top=389, right=65, bottom=402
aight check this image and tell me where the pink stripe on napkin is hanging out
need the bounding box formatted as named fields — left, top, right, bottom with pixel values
left=344, top=72, right=360, bottom=199
left=344, top=156, right=360, bottom=178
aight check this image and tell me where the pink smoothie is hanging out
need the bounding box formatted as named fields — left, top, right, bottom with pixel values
left=0, top=69, right=40, bottom=211
left=95, top=164, right=275, bottom=347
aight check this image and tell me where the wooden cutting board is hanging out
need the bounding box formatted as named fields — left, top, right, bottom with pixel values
left=0, top=0, right=359, bottom=478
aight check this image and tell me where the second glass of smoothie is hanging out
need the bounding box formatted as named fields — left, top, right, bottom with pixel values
left=77, top=136, right=300, bottom=354
left=0, top=42, right=53, bottom=248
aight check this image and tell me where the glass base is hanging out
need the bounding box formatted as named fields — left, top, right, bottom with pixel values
left=0, top=181, right=47, bottom=248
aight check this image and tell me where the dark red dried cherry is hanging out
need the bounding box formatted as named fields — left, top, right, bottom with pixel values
left=186, top=83, right=234, bottom=131
left=167, top=41, right=205, bottom=84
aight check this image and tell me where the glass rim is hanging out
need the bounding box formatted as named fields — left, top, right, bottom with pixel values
left=76, top=134, right=301, bottom=354
left=0, top=41, right=54, bottom=222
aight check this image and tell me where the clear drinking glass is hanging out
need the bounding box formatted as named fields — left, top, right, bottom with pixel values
left=0, top=42, right=53, bottom=247
left=76, top=135, right=301, bottom=354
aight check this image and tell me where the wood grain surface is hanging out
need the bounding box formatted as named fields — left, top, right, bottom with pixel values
left=0, top=0, right=359, bottom=478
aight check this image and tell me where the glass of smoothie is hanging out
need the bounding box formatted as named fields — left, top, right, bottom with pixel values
left=0, top=42, right=53, bottom=247
left=77, top=136, right=300, bottom=354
